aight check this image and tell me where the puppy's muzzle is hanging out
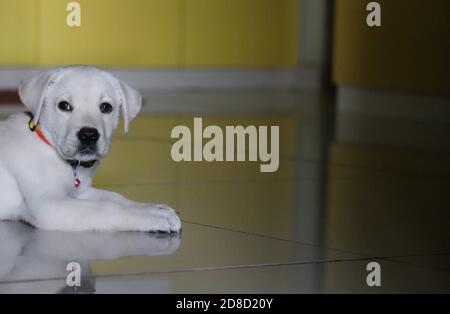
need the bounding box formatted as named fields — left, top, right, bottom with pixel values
left=77, top=127, right=100, bottom=152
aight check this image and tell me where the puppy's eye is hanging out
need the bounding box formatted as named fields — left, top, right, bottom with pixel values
left=58, top=101, right=73, bottom=112
left=100, top=102, right=113, bottom=114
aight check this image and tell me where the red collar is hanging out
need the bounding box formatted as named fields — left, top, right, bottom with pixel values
left=29, top=119, right=51, bottom=146
left=35, top=127, right=51, bottom=146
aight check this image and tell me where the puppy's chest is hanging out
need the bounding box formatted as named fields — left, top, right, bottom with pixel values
left=35, top=161, right=95, bottom=194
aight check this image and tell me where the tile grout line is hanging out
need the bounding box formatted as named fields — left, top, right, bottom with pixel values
left=181, top=220, right=368, bottom=257
left=185, top=221, right=450, bottom=260
left=2, top=253, right=450, bottom=286
left=0, top=256, right=391, bottom=286
left=382, top=254, right=450, bottom=274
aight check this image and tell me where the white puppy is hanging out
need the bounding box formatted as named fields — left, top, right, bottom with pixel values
left=0, top=65, right=181, bottom=233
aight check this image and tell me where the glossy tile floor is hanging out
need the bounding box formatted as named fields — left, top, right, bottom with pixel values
left=0, top=92, right=449, bottom=293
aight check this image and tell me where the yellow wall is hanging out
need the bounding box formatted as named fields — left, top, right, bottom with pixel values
left=0, top=0, right=37, bottom=65
left=38, top=0, right=180, bottom=67
left=183, top=0, right=299, bottom=67
left=0, top=0, right=299, bottom=68
left=333, top=0, right=450, bottom=94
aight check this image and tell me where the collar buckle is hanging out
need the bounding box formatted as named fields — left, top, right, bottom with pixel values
left=28, top=118, right=38, bottom=132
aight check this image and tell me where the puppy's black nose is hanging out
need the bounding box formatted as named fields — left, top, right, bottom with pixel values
left=77, top=127, right=100, bottom=144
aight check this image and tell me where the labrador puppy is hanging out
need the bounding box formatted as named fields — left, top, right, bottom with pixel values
left=0, top=65, right=181, bottom=233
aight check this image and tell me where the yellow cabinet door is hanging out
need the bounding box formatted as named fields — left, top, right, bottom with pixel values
left=38, top=0, right=180, bottom=67
left=183, top=0, right=299, bottom=68
left=0, top=0, right=37, bottom=66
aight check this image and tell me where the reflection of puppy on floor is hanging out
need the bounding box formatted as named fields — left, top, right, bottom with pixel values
left=0, top=66, right=181, bottom=233
left=0, top=221, right=181, bottom=294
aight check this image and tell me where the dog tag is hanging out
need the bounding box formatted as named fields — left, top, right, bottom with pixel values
left=74, top=178, right=81, bottom=188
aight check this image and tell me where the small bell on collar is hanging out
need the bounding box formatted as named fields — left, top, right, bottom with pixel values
left=74, top=176, right=81, bottom=188
left=70, top=161, right=81, bottom=188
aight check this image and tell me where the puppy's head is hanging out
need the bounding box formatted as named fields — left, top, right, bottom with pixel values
left=19, top=66, right=141, bottom=161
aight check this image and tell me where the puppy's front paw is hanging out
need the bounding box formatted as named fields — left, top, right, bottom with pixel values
left=142, top=204, right=182, bottom=234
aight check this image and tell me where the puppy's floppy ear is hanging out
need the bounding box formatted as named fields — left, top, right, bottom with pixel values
left=18, top=68, right=61, bottom=125
left=117, top=80, right=142, bottom=133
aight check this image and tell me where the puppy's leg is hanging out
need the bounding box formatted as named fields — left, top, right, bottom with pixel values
left=77, top=187, right=179, bottom=218
left=25, top=197, right=181, bottom=233
left=77, top=187, right=148, bottom=207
